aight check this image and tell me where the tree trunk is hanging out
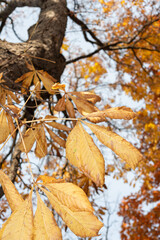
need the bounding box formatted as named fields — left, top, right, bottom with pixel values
left=0, top=0, right=67, bottom=83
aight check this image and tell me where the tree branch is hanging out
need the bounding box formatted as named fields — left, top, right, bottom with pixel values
left=0, top=0, right=42, bottom=33
left=67, top=8, right=103, bottom=46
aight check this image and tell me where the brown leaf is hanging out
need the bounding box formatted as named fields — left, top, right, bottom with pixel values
left=0, top=170, right=24, bottom=212
left=85, top=106, right=136, bottom=122
left=104, top=106, right=136, bottom=119
left=36, top=175, right=65, bottom=184
left=86, top=122, right=143, bottom=169
left=6, top=113, right=16, bottom=138
left=34, top=192, right=62, bottom=240
left=66, top=121, right=105, bottom=187
left=70, top=95, right=97, bottom=115
left=0, top=110, right=10, bottom=144
left=54, top=95, right=66, bottom=111
left=46, top=126, right=66, bottom=148
left=37, top=70, right=57, bottom=94
left=66, top=98, right=76, bottom=126
left=15, top=72, right=34, bottom=94
left=18, top=126, right=38, bottom=153
left=72, top=91, right=101, bottom=104
left=45, top=120, right=71, bottom=131
left=35, top=125, right=47, bottom=158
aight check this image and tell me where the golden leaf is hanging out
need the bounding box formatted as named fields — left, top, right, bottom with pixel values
left=37, top=70, right=56, bottom=94
left=66, top=98, right=75, bottom=118
left=34, top=192, right=62, bottom=240
left=0, top=170, right=24, bottom=212
left=35, top=125, right=47, bottom=158
left=86, top=122, right=143, bottom=169
left=52, top=83, right=66, bottom=91
left=70, top=95, right=97, bottom=115
left=0, top=110, right=10, bottom=144
left=0, top=191, right=33, bottom=240
left=66, top=98, right=76, bottom=126
left=15, top=72, right=34, bottom=94
left=18, top=126, right=38, bottom=153
left=41, top=183, right=103, bottom=237
left=33, top=73, right=41, bottom=98
left=85, top=106, right=136, bottom=121
left=66, top=121, right=105, bottom=187
left=72, top=91, right=101, bottom=104
left=5, top=113, right=16, bottom=138
left=54, top=95, right=66, bottom=111
left=36, top=175, right=65, bottom=184
left=46, top=127, right=66, bottom=148
left=45, top=120, right=71, bottom=131
left=104, top=106, right=136, bottom=119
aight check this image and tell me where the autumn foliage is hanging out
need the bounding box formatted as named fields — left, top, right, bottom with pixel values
left=0, top=0, right=159, bottom=239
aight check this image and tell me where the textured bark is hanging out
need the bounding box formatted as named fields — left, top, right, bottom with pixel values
left=0, top=0, right=67, bottom=82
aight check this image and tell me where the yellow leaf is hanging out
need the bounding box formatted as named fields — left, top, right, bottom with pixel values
left=52, top=83, right=66, bottom=91
left=36, top=175, right=65, bottom=184
left=66, top=98, right=76, bottom=126
left=5, top=113, right=16, bottom=138
left=85, top=122, right=143, bottom=169
left=0, top=170, right=24, bottom=212
left=35, top=125, right=47, bottom=158
left=54, top=95, right=66, bottom=111
left=15, top=72, right=34, bottom=94
left=45, top=119, right=71, bottom=131
left=46, top=127, right=66, bottom=148
left=0, top=110, right=10, bottom=144
left=66, top=121, right=105, bottom=186
left=41, top=183, right=103, bottom=237
left=19, top=126, right=38, bottom=153
left=104, top=106, right=136, bottom=119
left=0, top=191, right=33, bottom=240
left=37, top=70, right=56, bottom=94
left=71, top=91, right=101, bottom=104
left=33, top=73, right=41, bottom=98
left=70, top=95, right=97, bottom=115
left=34, top=192, right=62, bottom=240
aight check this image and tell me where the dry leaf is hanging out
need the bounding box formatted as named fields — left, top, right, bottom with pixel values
left=86, top=122, right=143, bottom=169
left=0, top=191, right=33, bottom=240
left=54, top=95, right=66, bottom=111
left=5, top=113, right=16, bottom=138
left=52, top=83, right=66, bottom=91
left=70, top=95, right=97, bottom=115
left=0, top=170, right=24, bottom=212
left=104, top=106, right=136, bottom=119
left=66, top=121, right=105, bottom=187
left=36, top=175, right=65, bottom=184
left=34, top=192, right=62, bottom=240
left=72, top=91, right=101, bottom=104
left=0, top=110, right=10, bottom=144
left=46, top=127, right=66, bottom=148
left=41, top=183, right=103, bottom=237
left=15, top=72, right=34, bottom=94
left=45, top=120, right=71, bottom=131
left=37, top=70, right=56, bottom=94
left=35, top=125, right=47, bottom=158
left=85, top=106, right=136, bottom=122
left=66, top=98, right=76, bottom=126
left=18, top=126, right=38, bottom=153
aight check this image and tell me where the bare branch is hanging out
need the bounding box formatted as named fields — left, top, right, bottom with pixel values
left=67, top=8, right=103, bottom=46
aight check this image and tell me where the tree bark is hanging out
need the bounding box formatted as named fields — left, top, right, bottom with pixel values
left=0, top=0, right=67, bottom=82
